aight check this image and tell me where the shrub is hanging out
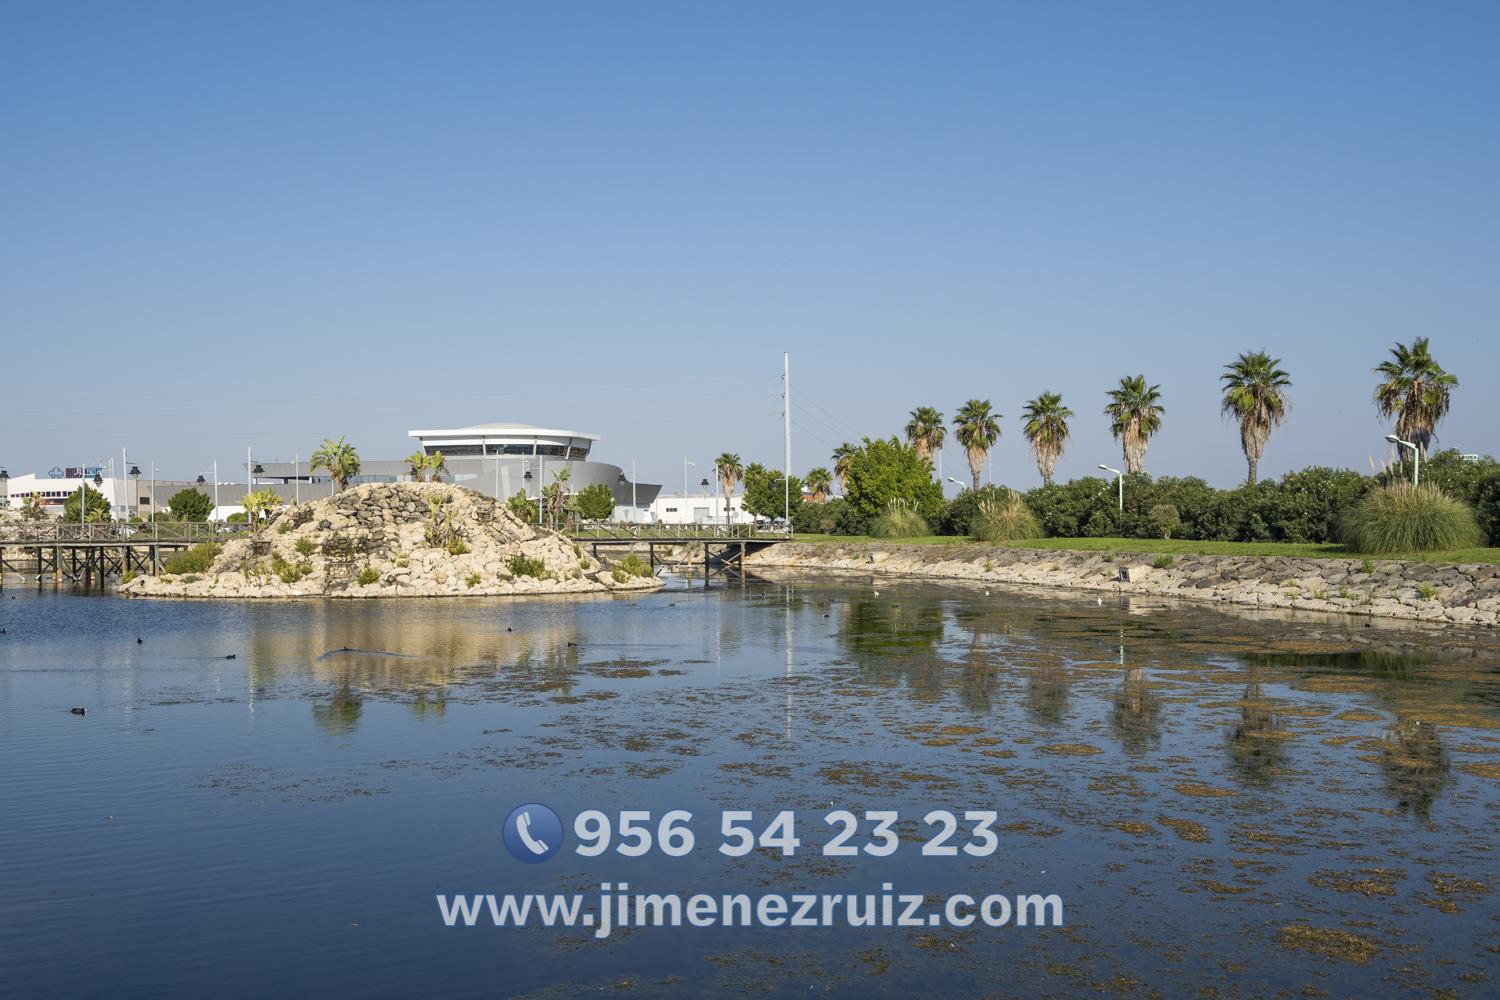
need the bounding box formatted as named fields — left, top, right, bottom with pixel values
left=792, top=497, right=844, bottom=534
left=1339, top=484, right=1484, bottom=553
left=506, top=490, right=539, bottom=523
left=508, top=554, right=547, bottom=578
left=574, top=483, right=616, bottom=521
left=465, top=572, right=482, bottom=588
left=270, top=552, right=313, bottom=583
left=868, top=498, right=929, bottom=538
left=970, top=491, right=1041, bottom=543
left=167, top=488, right=214, bottom=522
left=1150, top=503, right=1180, bottom=540
left=446, top=537, right=470, bottom=555
left=294, top=538, right=317, bottom=557
left=356, top=567, right=380, bottom=586
left=120, top=569, right=138, bottom=585
left=1153, top=554, right=1174, bottom=569
left=227, top=512, right=248, bottom=524
left=613, top=553, right=653, bottom=579
left=939, top=485, right=1007, bottom=536
left=163, top=543, right=221, bottom=575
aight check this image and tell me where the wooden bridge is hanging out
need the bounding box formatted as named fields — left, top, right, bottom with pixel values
left=0, top=521, right=251, bottom=588
left=570, top=523, right=789, bottom=581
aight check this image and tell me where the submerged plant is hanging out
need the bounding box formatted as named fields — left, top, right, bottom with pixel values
left=1339, top=483, right=1483, bottom=554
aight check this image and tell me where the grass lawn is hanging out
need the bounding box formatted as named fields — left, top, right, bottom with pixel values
left=790, top=534, right=1500, bottom=565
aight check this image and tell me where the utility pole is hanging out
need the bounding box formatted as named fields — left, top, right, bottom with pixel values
left=213, top=461, right=219, bottom=521
left=783, top=351, right=791, bottom=534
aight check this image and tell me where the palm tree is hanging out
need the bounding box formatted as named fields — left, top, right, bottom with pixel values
left=715, top=452, right=744, bottom=520
left=311, top=435, right=361, bottom=492
left=1104, top=376, right=1164, bottom=474
left=405, top=450, right=428, bottom=482
left=904, top=406, right=946, bottom=461
left=1221, top=352, right=1291, bottom=484
left=804, top=467, right=832, bottom=500
left=1020, top=391, right=1073, bottom=485
left=1374, top=337, right=1457, bottom=457
left=425, top=451, right=447, bottom=483
left=954, top=399, right=1001, bottom=491
left=831, top=443, right=857, bottom=496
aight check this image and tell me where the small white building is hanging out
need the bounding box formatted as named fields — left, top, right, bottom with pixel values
left=647, top=493, right=754, bottom=526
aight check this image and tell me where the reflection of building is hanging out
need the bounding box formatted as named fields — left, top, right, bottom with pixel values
left=253, top=423, right=660, bottom=516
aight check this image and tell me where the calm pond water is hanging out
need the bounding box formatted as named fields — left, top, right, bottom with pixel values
left=2, top=573, right=1498, bottom=997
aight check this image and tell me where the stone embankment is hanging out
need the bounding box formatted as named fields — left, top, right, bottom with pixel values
left=121, top=482, right=661, bottom=599
left=745, top=542, right=1500, bottom=627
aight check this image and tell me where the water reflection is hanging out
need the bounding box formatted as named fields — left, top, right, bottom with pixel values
left=1378, top=718, right=1450, bottom=818
left=1227, top=672, right=1288, bottom=786
left=1110, top=661, right=1161, bottom=755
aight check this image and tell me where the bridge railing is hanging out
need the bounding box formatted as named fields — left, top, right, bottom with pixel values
left=0, top=521, right=255, bottom=545
left=570, top=521, right=790, bottom=541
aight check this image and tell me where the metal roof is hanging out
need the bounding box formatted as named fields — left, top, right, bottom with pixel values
left=407, top=423, right=600, bottom=442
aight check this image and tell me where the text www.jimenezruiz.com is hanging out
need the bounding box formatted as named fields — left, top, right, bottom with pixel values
left=437, top=883, right=1064, bottom=939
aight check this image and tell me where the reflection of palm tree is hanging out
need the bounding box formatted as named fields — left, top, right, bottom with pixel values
left=1026, top=661, right=1069, bottom=727
left=1227, top=674, right=1285, bottom=786
left=957, top=628, right=998, bottom=712
left=1378, top=718, right=1449, bottom=818
left=312, top=681, right=363, bottom=736
left=1109, top=664, right=1160, bottom=754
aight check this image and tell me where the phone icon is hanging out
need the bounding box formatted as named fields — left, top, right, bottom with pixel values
left=516, top=811, right=550, bottom=855
left=503, top=803, right=563, bottom=863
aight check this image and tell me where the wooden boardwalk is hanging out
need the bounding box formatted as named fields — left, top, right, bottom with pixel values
left=0, top=521, right=251, bottom=587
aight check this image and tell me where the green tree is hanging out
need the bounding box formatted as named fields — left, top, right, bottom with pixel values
left=64, top=485, right=112, bottom=523
left=574, top=482, right=616, bottom=520
left=1105, top=375, right=1165, bottom=474
left=904, top=406, right=946, bottom=461
left=1021, top=391, right=1073, bottom=485
left=1221, top=351, right=1291, bottom=485
left=425, top=451, right=448, bottom=483
left=842, top=437, right=943, bottom=524
left=1374, top=336, right=1457, bottom=458
left=311, top=435, right=361, bottom=492
left=167, top=487, right=214, bottom=522
left=954, top=399, right=1001, bottom=491
left=804, top=467, right=832, bottom=499
left=742, top=463, right=803, bottom=520
left=831, top=443, right=857, bottom=496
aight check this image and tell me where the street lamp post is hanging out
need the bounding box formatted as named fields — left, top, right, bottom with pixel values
left=0, top=467, right=8, bottom=509
left=1386, top=434, right=1420, bottom=486
left=1098, top=465, right=1124, bottom=512
left=946, top=476, right=963, bottom=491
left=129, top=464, right=141, bottom=522
left=683, top=457, right=694, bottom=499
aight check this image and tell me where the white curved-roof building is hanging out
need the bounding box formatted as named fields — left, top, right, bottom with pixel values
left=408, top=423, right=599, bottom=459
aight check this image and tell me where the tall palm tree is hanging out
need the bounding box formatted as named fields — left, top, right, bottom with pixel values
left=804, top=467, right=832, bottom=500
left=311, top=435, right=361, bottom=492
left=715, top=453, right=744, bottom=520
left=1220, top=351, right=1291, bottom=485
left=904, top=406, right=946, bottom=461
left=1020, top=391, right=1074, bottom=485
left=831, top=443, right=857, bottom=496
left=1373, top=337, right=1457, bottom=457
left=954, top=399, right=1001, bottom=491
left=1104, top=376, right=1164, bottom=474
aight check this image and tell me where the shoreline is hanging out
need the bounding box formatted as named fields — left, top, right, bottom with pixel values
left=744, top=541, right=1500, bottom=628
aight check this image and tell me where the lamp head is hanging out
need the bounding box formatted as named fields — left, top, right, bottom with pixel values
left=129, top=465, right=141, bottom=480
left=1385, top=434, right=1400, bottom=445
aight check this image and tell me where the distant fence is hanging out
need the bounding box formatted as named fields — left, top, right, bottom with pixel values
left=569, top=522, right=789, bottom=541
left=0, top=521, right=254, bottom=545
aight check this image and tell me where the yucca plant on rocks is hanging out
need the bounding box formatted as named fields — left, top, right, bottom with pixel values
left=1339, top=483, right=1483, bottom=553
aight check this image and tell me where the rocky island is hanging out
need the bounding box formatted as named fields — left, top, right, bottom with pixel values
left=120, top=482, right=660, bottom=599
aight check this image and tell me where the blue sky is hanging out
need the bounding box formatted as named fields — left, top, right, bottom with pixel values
left=3, top=1, right=1496, bottom=492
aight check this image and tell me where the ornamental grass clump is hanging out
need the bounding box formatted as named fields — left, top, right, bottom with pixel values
left=970, top=491, right=1041, bottom=543
left=1338, top=483, right=1483, bottom=554
left=868, top=499, right=929, bottom=539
